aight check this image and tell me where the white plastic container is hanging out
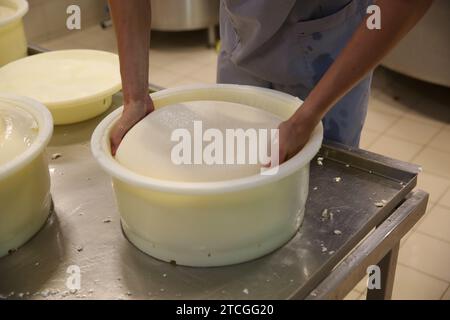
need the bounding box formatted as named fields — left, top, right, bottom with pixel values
left=0, top=0, right=28, bottom=67
left=0, top=49, right=122, bottom=125
left=0, top=94, right=53, bottom=257
left=91, top=84, right=323, bottom=267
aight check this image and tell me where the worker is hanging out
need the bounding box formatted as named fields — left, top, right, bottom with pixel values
left=108, top=0, right=431, bottom=163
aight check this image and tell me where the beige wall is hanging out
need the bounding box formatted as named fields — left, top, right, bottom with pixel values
left=382, top=0, right=450, bottom=87
left=23, top=0, right=108, bottom=43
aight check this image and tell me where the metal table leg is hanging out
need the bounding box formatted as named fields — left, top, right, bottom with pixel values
left=207, top=25, right=216, bottom=48
left=306, top=190, right=428, bottom=300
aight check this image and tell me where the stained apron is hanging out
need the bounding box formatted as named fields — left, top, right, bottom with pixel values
left=217, top=0, right=372, bottom=147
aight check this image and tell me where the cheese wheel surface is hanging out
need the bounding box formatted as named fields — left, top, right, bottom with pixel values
left=115, top=100, right=282, bottom=182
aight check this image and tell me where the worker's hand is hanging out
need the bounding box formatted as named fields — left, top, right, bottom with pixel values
left=277, top=116, right=316, bottom=164
left=110, top=95, right=154, bottom=156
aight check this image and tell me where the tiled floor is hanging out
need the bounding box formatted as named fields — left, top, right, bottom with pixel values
left=38, top=25, right=450, bottom=300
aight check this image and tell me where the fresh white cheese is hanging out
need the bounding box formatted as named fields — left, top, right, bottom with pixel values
left=0, top=103, right=38, bottom=166
left=115, top=100, right=282, bottom=182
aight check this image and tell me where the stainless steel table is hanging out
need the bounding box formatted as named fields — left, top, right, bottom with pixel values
left=0, top=48, right=428, bottom=300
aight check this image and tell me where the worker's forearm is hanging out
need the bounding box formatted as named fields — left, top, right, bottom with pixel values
left=291, top=0, right=432, bottom=127
left=109, top=0, right=151, bottom=107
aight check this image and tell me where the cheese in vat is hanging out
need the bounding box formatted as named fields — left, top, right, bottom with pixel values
left=115, top=100, right=282, bottom=182
left=0, top=103, right=38, bottom=166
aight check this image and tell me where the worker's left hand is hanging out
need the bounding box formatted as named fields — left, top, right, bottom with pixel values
left=277, top=117, right=316, bottom=164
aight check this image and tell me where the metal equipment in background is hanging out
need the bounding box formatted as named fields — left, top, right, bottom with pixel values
left=100, top=0, right=220, bottom=47
left=150, top=0, right=220, bottom=47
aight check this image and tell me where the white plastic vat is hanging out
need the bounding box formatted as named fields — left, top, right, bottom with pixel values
left=91, top=84, right=323, bottom=267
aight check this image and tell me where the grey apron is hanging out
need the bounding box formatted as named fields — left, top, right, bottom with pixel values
left=217, top=0, right=372, bottom=147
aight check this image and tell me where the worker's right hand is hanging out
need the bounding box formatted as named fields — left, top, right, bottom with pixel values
left=277, top=113, right=317, bottom=164
left=110, top=95, right=154, bottom=156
